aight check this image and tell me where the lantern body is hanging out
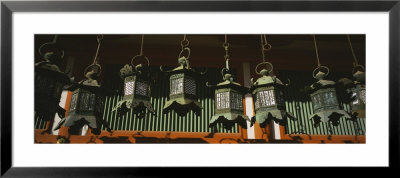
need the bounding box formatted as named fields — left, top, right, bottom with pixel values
left=64, top=86, right=102, bottom=135
left=35, top=62, right=70, bottom=120
left=163, top=69, right=202, bottom=116
left=54, top=79, right=109, bottom=135
left=310, top=88, right=339, bottom=114
left=308, top=72, right=350, bottom=125
left=250, top=73, right=294, bottom=127
left=209, top=79, right=249, bottom=130
left=169, top=73, right=197, bottom=101
left=113, top=64, right=154, bottom=117
left=350, top=84, right=365, bottom=118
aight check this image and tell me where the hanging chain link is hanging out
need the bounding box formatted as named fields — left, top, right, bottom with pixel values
left=140, top=34, right=145, bottom=56
left=223, top=34, right=230, bottom=71
left=312, top=35, right=321, bottom=68
left=181, top=34, right=190, bottom=48
left=93, top=34, right=104, bottom=65
left=346, top=35, right=359, bottom=67
left=131, top=34, right=150, bottom=67
left=52, top=35, right=58, bottom=43
left=261, top=34, right=272, bottom=63
left=178, top=34, right=191, bottom=69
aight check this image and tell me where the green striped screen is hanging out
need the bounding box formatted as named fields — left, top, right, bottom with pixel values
left=100, top=65, right=239, bottom=133
left=280, top=70, right=366, bottom=136
left=34, top=113, right=47, bottom=129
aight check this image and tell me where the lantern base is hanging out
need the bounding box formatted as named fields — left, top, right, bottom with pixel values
left=163, top=98, right=202, bottom=117
left=210, top=113, right=250, bottom=130
left=54, top=114, right=112, bottom=135
left=309, top=110, right=350, bottom=126
left=254, top=110, right=295, bottom=127
left=112, top=99, right=155, bottom=118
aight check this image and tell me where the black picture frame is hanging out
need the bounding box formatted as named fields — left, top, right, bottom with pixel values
left=1, top=0, right=399, bottom=177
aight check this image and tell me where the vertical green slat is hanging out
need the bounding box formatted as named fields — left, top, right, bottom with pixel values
left=100, top=97, right=108, bottom=130
left=361, top=118, right=366, bottom=135
left=307, top=102, right=315, bottom=135
left=110, top=96, right=117, bottom=130
left=106, top=96, right=113, bottom=131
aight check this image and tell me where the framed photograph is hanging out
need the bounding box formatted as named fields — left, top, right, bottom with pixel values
left=1, top=0, right=399, bottom=176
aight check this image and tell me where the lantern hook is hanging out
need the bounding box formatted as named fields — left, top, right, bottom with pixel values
left=312, top=65, right=330, bottom=79
left=255, top=61, right=274, bottom=75
left=131, top=54, right=150, bottom=67
left=181, top=38, right=190, bottom=48
left=352, top=65, right=365, bottom=75
left=83, top=63, right=102, bottom=78
left=263, top=43, right=272, bottom=51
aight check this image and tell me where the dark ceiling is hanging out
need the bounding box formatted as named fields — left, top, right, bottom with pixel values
left=35, top=34, right=365, bottom=81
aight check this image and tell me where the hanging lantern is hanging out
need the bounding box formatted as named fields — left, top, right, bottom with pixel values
left=337, top=35, right=366, bottom=118
left=161, top=35, right=203, bottom=116
left=208, top=36, right=250, bottom=130
left=54, top=35, right=112, bottom=135
left=249, top=35, right=294, bottom=128
left=307, top=35, right=350, bottom=126
left=349, top=66, right=366, bottom=118
left=112, top=35, right=154, bottom=118
left=35, top=35, right=70, bottom=133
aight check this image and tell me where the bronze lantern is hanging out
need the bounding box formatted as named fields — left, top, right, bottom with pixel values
left=112, top=35, right=154, bottom=118
left=208, top=38, right=250, bottom=130
left=112, top=56, right=154, bottom=118
left=161, top=36, right=203, bottom=117
left=307, top=35, right=350, bottom=127
left=307, top=67, right=351, bottom=126
left=54, top=35, right=112, bottom=135
left=349, top=66, right=366, bottom=118
left=35, top=35, right=70, bottom=133
left=250, top=62, right=294, bottom=127
left=337, top=35, right=366, bottom=119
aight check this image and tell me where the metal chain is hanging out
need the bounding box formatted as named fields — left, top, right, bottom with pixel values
left=312, top=35, right=321, bottom=67
left=140, top=34, right=144, bottom=56
left=346, top=35, right=359, bottom=67
left=52, top=35, right=58, bottom=43
left=261, top=35, right=266, bottom=62
left=93, top=34, right=103, bottom=65
left=223, top=34, right=230, bottom=70
left=181, top=34, right=189, bottom=48
left=260, top=34, right=271, bottom=63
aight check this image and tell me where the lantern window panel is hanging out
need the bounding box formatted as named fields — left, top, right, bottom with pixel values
left=88, top=94, right=96, bottom=111
left=323, top=91, right=338, bottom=106
left=276, top=91, right=285, bottom=106
left=170, top=78, right=184, bottom=95
left=124, top=81, right=135, bottom=96
left=230, top=92, right=243, bottom=110
left=216, top=92, right=230, bottom=110
left=135, top=81, right=148, bottom=96
left=184, top=78, right=196, bottom=95
left=256, top=90, right=276, bottom=108
left=78, top=92, right=96, bottom=111
left=352, top=92, right=359, bottom=105
left=70, top=92, right=78, bottom=111
left=359, top=89, right=366, bottom=104
left=312, top=93, right=323, bottom=110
